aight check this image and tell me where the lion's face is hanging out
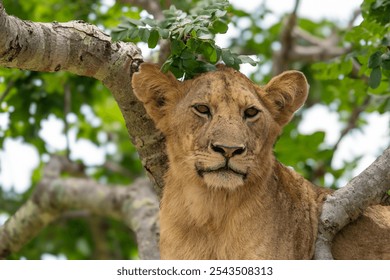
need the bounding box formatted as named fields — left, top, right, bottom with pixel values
left=165, top=71, right=277, bottom=190
left=132, top=64, right=308, bottom=190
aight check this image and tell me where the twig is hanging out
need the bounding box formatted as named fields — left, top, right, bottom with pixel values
left=273, top=1, right=299, bottom=75
left=333, top=95, right=371, bottom=152
left=292, top=0, right=301, bottom=15
left=347, top=9, right=362, bottom=29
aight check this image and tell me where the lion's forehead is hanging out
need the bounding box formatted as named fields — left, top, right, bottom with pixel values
left=186, top=70, right=263, bottom=108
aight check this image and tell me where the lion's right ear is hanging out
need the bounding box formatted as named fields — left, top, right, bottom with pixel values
left=132, top=63, right=183, bottom=130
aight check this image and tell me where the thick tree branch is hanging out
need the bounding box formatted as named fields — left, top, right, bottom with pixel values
left=0, top=156, right=159, bottom=259
left=0, top=1, right=168, bottom=193
left=0, top=5, right=129, bottom=80
left=315, top=146, right=390, bottom=259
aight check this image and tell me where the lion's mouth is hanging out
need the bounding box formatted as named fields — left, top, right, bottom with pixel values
left=196, top=164, right=247, bottom=179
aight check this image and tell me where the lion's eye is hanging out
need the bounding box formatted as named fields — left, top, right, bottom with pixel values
left=244, top=107, right=261, bottom=119
left=193, top=104, right=211, bottom=116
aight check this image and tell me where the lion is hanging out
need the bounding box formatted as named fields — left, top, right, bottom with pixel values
left=132, top=63, right=390, bottom=259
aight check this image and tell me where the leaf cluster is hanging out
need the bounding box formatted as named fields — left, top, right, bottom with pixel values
left=112, top=0, right=257, bottom=78
left=349, top=0, right=390, bottom=89
left=311, top=0, right=390, bottom=111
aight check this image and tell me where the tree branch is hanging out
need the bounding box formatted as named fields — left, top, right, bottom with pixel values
left=272, top=1, right=350, bottom=74
left=0, top=5, right=131, bottom=80
left=272, top=3, right=298, bottom=75
left=0, top=156, right=160, bottom=259
left=0, top=1, right=168, bottom=194
left=332, top=96, right=371, bottom=152
left=314, top=146, right=390, bottom=259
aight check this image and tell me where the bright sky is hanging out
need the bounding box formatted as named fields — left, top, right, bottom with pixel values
left=233, top=0, right=362, bottom=22
left=0, top=0, right=389, bottom=193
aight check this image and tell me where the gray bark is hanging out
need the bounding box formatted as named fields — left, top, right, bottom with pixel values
left=0, top=1, right=168, bottom=193
left=315, top=146, right=390, bottom=259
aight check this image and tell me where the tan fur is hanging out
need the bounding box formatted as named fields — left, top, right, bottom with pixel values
left=132, top=63, right=390, bottom=259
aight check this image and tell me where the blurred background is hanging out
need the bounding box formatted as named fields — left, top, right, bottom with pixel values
left=0, top=0, right=389, bottom=259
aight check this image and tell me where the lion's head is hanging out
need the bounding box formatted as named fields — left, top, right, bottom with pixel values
left=132, top=64, right=308, bottom=190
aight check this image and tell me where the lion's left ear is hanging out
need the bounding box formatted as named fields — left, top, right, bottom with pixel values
left=132, top=63, right=184, bottom=132
left=262, top=71, right=308, bottom=127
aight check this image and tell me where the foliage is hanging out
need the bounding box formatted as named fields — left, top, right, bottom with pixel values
left=347, top=0, right=390, bottom=89
left=112, top=0, right=257, bottom=78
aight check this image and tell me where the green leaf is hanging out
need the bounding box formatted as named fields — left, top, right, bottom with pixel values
left=212, top=20, right=228, bottom=34
left=368, top=51, right=383, bottom=68
left=182, top=58, right=199, bottom=69
left=187, top=38, right=200, bottom=51
left=221, top=49, right=235, bottom=66
left=196, top=61, right=217, bottom=73
left=125, top=18, right=145, bottom=27
left=381, top=52, right=390, bottom=70
left=369, top=67, right=382, bottom=88
left=237, top=55, right=258, bottom=66
left=142, top=18, right=157, bottom=27
left=111, top=29, right=129, bottom=41
left=138, top=28, right=151, bottom=43
left=161, top=58, right=174, bottom=73
left=158, top=29, right=170, bottom=39
left=148, top=29, right=160, bottom=48
left=201, top=42, right=218, bottom=63
left=197, top=31, right=213, bottom=40
left=382, top=60, right=390, bottom=70
left=181, top=49, right=195, bottom=60
left=171, top=40, right=185, bottom=55
left=184, top=24, right=193, bottom=36
left=215, top=10, right=227, bottom=18
left=127, top=28, right=139, bottom=40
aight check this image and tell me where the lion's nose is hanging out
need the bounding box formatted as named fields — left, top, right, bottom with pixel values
left=211, top=143, right=246, bottom=158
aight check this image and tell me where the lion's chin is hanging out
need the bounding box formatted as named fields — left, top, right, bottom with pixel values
left=202, top=171, right=245, bottom=190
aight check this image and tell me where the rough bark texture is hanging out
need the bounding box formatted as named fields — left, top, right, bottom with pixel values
left=315, top=146, right=390, bottom=259
left=0, top=156, right=160, bottom=260
left=0, top=2, right=167, bottom=194
left=0, top=1, right=164, bottom=258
